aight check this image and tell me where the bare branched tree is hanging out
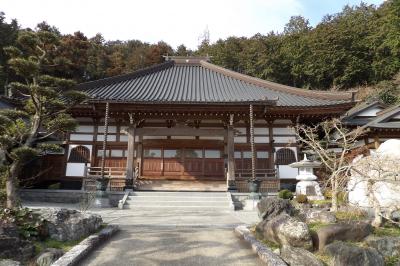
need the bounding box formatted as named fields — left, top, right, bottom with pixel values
left=351, top=154, right=400, bottom=227
left=295, top=118, right=364, bottom=211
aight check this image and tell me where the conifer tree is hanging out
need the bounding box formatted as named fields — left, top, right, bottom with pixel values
left=0, top=29, right=86, bottom=208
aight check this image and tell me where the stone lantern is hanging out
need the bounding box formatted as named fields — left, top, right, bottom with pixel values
left=289, top=154, right=324, bottom=200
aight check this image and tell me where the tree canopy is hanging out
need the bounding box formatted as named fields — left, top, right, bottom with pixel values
left=0, top=0, right=399, bottom=103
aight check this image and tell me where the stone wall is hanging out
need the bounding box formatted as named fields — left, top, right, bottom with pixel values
left=20, top=189, right=124, bottom=207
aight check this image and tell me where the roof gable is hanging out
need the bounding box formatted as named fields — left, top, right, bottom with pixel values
left=362, top=104, right=400, bottom=130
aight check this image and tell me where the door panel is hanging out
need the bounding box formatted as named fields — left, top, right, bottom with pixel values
left=142, top=158, right=162, bottom=176
left=183, top=159, right=203, bottom=176
left=163, top=159, right=183, bottom=175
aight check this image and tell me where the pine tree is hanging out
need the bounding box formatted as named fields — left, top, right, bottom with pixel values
left=0, top=29, right=86, bottom=208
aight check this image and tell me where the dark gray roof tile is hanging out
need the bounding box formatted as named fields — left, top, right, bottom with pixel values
left=77, top=60, right=353, bottom=107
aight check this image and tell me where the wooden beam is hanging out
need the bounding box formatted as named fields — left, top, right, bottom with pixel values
left=136, top=126, right=227, bottom=137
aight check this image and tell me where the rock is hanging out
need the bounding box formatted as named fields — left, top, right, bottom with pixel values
left=257, top=197, right=294, bottom=221
left=256, top=214, right=313, bottom=250
left=299, top=209, right=337, bottom=224
left=365, top=235, right=400, bottom=257
left=324, top=241, right=384, bottom=266
left=36, top=248, right=64, bottom=266
left=37, top=208, right=102, bottom=241
left=0, top=260, right=21, bottom=266
left=281, top=245, right=323, bottom=266
left=0, top=235, right=35, bottom=261
left=315, top=221, right=372, bottom=250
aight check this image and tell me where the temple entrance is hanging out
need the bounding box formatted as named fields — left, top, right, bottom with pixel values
left=141, top=147, right=225, bottom=180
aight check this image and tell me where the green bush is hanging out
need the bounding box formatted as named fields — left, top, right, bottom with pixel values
left=278, top=189, right=294, bottom=200
left=0, top=207, right=45, bottom=239
left=296, top=194, right=308, bottom=203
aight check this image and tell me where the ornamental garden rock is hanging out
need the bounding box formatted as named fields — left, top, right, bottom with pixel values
left=365, top=236, right=400, bottom=257
left=315, top=221, right=372, bottom=250
left=36, top=208, right=103, bottom=241
left=324, top=241, right=384, bottom=266
left=257, top=197, right=294, bottom=221
left=280, top=245, right=323, bottom=266
left=256, top=214, right=313, bottom=250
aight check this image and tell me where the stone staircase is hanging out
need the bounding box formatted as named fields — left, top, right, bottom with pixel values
left=124, top=191, right=231, bottom=211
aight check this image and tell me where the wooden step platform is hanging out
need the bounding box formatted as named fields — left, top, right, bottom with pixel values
left=135, top=179, right=227, bottom=191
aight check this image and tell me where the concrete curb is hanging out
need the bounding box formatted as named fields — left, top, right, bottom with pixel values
left=235, top=225, right=287, bottom=266
left=51, top=224, right=119, bottom=266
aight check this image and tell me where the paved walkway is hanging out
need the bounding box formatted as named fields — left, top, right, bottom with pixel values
left=24, top=202, right=263, bottom=266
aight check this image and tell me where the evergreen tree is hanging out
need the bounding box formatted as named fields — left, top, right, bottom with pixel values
left=0, top=30, right=86, bottom=208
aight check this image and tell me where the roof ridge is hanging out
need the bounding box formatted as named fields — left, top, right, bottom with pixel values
left=77, top=61, right=174, bottom=90
left=200, top=60, right=354, bottom=101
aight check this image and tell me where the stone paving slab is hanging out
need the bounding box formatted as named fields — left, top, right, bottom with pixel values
left=80, top=226, right=264, bottom=266
left=23, top=201, right=263, bottom=266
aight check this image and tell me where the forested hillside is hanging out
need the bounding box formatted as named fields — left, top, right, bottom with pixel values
left=0, top=0, right=399, bottom=103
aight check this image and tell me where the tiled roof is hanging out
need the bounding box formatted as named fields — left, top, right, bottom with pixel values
left=362, top=104, right=400, bottom=130
left=341, top=101, right=388, bottom=126
left=77, top=58, right=354, bottom=107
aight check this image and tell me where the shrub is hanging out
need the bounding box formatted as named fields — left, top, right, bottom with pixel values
left=323, top=189, right=332, bottom=199
left=0, top=207, right=45, bottom=239
left=296, top=194, right=308, bottom=203
left=278, top=189, right=294, bottom=200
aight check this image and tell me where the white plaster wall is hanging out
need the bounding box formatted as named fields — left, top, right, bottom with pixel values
left=278, top=165, right=299, bottom=179
left=97, top=135, right=116, bottom=141
left=171, top=136, right=196, bottom=139
left=143, top=136, right=167, bottom=139
left=254, top=128, right=268, bottom=135
left=66, top=163, right=87, bottom=177
left=75, top=125, right=94, bottom=132
left=199, top=136, right=224, bottom=140
left=65, top=144, right=92, bottom=177
left=273, top=127, right=295, bottom=135
left=98, top=125, right=117, bottom=133
left=234, top=136, right=247, bottom=143
left=70, top=134, right=93, bottom=141
left=254, top=137, right=269, bottom=143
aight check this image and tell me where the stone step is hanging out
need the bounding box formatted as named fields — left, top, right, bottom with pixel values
left=129, top=191, right=227, bottom=197
left=125, top=200, right=229, bottom=207
left=124, top=191, right=230, bottom=210
left=127, top=196, right=228, bottom=202
left=124, top=204, right=229, bottom=210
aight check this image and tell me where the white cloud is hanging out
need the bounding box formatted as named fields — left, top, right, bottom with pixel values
left=2, top=0, right=304, bottom=49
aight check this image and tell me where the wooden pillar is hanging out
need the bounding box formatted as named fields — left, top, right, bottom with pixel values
left=100, top=102, right=110, bottom=180
left=227, top=123, right=236, bottom=190
left=126, top=125, right=136, bottom=181
left=136, top=135, right=143, bottom=179
left=268, top=122, right=274, bottom=169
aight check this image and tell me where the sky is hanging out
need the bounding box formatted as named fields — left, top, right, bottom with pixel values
left=1, top=0, right=385, bottom=49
